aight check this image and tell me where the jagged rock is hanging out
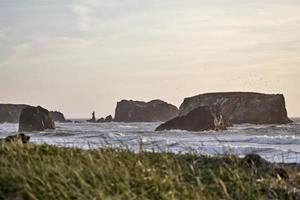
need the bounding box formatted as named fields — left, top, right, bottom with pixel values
left=0, top=104, right=28, bottom=123
left=179, top=92, right=292, bottom=124
left=19, top=106, right=55, bottom=132
left=96, top=115, right=113, bottom=123
left=0, top=133, right=30, bottom=143
left=114, top=100, right=178, bottom=122
left=105, top=115, right=113, bottom=122
left=87, top=112, right=96, bottom=123
left=155, top=106, right=227, bottom=132
left=49, top=111, right=67, bottom=122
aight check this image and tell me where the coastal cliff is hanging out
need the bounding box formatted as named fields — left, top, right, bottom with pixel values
left=179, top=92, right=292, bottom=124
left=114, top=100, right=178, bottom=122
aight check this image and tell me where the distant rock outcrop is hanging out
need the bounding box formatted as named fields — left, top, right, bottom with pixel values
left=97, top=118, right=105, bottom=123
left=0, top=104, right=28, bottom=123
left=19, top=106, right=55, bottom=132
left=87, top=112, right=97, bottom=123
left=155, top=106, right=227, bottom=132
left=96, top=115, right=113, bottom=123
left=49, top=111, right=67, bottom=122
left=0, top=104, right=68, bottom=124
left=179, top=92, right=292, bottom=124
left=104, top=115, right=113, bottom=122
left=114, top=100, right=179, bottom=122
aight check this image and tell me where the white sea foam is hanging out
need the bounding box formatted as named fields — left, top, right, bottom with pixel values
left=1, top=122, right=300, bottom=163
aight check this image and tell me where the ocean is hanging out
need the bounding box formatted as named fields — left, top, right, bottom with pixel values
left=1, top=118, right=300, bottom=163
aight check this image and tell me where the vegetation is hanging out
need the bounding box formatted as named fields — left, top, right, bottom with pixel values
left=0, top=142, right=299, bottom=200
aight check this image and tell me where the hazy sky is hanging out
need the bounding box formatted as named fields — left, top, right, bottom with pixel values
left=0, top=0, right=299, bottom=118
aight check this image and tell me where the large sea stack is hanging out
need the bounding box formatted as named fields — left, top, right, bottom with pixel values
left=179, top=92, right=292, bottom=124
left=114, top=100, right=179, bottom=122
left=155, top=106, right=227, bottom=132
left=19, top=106, right=55, bottom=132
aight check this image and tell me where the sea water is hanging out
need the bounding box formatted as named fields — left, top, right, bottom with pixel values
left=1, top=118, right=300, bottom=163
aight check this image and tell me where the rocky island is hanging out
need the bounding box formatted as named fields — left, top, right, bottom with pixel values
left=0, top=104, right=69, bottom=124
left=19, top=106, right=55, bottom=132
left=49, top=111, right=68, bottom=122
left=179, top=92, right=292, bottom=124
left=114, top=99, right=178, bottom=122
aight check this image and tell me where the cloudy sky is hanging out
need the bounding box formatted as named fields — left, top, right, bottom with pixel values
left=0, top=0, right=299, bottom=118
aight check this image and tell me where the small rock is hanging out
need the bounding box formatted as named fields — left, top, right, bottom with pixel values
left=1, top=133, right=30, bottom=144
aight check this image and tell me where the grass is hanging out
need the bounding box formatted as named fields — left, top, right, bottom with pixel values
left=0, top=142, right=300, bottom=200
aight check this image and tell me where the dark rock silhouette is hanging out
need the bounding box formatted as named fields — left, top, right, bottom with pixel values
left=115, top=100, right=179, bottom=122
left=105, top=115, right=113, bottom=122
left=87, top=112, right=96, bottom=123
left=96, top=115, right=113, bottom=123
left=0, top=104, right=68, bottom=124
left=0, top=104, right=28, bottom=123
left=19, top=106, right=55, bottom=132
left=0, top=133, right=30, bottom=144
left=155, top=106, right=227, bottom=132
left=49, top=111, right=67, bottom=122
left=97, top=118, right=105, bottom=123
left=179, top=92, right=292, bottom=124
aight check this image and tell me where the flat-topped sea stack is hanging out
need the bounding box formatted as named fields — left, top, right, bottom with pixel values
left=156, top=106, right=227, bottom=132
left=179, top=92, right=292, bottom=125
left=114, top=100, right=179, bottom=122
left=19, top=106, right=55, bottom=132
left=0, top=104, right=28, bottom=123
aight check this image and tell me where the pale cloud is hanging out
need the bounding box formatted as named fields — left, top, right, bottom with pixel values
left=69, top=4, right=93, bottom=31
left=0, top=31, right=6, bottom=40
left=0, top=0, right=300, bottom=117
left=1, top=36, right=92, bottom=66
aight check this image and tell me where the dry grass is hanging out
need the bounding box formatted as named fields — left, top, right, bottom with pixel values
left=0, top=142, right=299, bottom=200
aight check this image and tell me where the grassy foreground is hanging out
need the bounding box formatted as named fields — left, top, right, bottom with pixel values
left=0, top=142, right=300, bottom=200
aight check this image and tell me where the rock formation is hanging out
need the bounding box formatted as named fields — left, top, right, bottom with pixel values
left=114, top=100, right=179, bottom=122
left=155, top=106, right=227, bottom=132
left=97, top=118, right=105, bottom=123
left=179, top=92, right=292, bottom=124
left=49, top=111, right=67, bottom=122
left=87, top=112, right=96, bottom=123
left=96, top=115, right=113, bottom=123
left=0, top=104, right=28, bottom=123
left=104, top=115, right=113, bottom=122
left=97, top=117, right=105, bottom=123
left=0, top=133, right=30, bottom=144
left=0, top=104, right=68, bottom=124
left=19, top=106, right=55, bottom=132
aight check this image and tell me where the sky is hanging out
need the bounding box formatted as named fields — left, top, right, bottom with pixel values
left=0, top=0, right=299, bottom=118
